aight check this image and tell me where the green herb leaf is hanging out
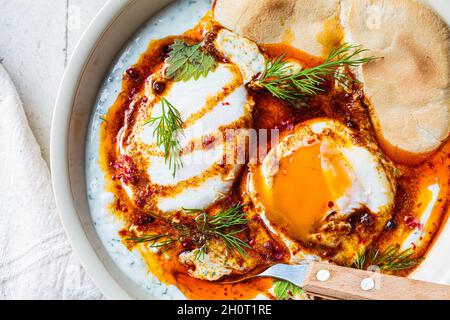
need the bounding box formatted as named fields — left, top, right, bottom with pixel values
left=350, top=244, right=422, bottom=272
left=194, top=203, right=251, bottom=258
left=145, top=97, right=184, bottom=177
left=125, top=234, right=177, bottom=253
left=273, top=280, right=302, bottom=300
left=165, top=39, right=217, bottom=82
left=254, top=43, right=379, bottom=104
left=128, top=204, right=251, bottom=258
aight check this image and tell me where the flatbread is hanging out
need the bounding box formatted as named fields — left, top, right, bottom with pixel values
left=342, top=0, right=450, bottom=162
left=214, top=0, right=342, bottom=57
left=214, top=0, right=450, bottom=162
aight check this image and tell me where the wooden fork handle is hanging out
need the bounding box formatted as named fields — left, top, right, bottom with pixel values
left=302, top=262, right=450, bottom=300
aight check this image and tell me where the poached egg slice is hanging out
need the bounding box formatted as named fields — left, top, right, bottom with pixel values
left=117, top=29, right=267, bottom=217
left=118, top=63, right=251, bottom=216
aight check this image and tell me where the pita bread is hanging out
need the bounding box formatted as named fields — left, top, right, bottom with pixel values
left=342, top=0, right=450, bottom=162
left=214, top=0, right=450, bottom=163
left=214, top=0, right=342, bottom=57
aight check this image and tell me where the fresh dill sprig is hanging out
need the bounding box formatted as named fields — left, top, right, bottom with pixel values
left=202, top=204, right=249, bottom=231
left=273, top=280, right=303, bottom=300
left=126, top=204, right=251, bottom=258
left=254, top=43, right=379, bottom=104
left=125, top=234, right=177, bottom=253
left=99, top=115, right=108, bottom=123
left=350, top=244, right=423, bottom=272
left=165, top=39, right=217, bottom=81
left=352, top=250, right=367, bottom=270
left=145, top=97, right=184, bottom=177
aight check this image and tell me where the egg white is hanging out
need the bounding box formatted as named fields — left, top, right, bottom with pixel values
left=117, top=29, right=268, bottom=216
left=248, top=118, right=396, bottom=259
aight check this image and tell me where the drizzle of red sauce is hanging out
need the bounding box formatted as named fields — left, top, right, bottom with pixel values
left=404, top=215, right=423, bottom=230
left=112, top=154, right=138, bottom=185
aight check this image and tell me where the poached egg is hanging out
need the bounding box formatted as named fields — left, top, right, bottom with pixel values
left=248, top=118, right=396, bottom=254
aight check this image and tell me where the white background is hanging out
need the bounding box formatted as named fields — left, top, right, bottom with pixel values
left=0, top=0, right=108, bottom=164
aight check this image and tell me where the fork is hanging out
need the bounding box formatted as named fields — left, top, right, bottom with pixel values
left=233, top=261, right=450, bottom=300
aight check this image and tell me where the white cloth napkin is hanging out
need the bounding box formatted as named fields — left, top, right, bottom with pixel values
left=0, top=64, right=103, bottom=300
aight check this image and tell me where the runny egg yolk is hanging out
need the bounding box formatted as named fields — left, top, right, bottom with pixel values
left=254, top=142, right=352, bottom=242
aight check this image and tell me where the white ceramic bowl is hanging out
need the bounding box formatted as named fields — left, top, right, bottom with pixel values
left=51, top=0, right=450, bottom=299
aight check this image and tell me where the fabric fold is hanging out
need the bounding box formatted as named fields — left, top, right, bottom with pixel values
left=0, top=63, right=102, bottom=300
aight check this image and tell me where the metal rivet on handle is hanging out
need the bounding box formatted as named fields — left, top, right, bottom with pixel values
left=361, top=278, right=375, bottom=291
left=316, top=269, right=330, bottom=282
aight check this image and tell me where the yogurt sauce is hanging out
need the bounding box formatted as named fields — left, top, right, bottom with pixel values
left=85, top=0, right=213, bottom=299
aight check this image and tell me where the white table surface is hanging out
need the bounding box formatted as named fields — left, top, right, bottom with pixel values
left=0, top=0, right=108, bottom=164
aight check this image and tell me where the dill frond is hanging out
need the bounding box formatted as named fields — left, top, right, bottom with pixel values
left=126, top=204, right=251, bottom=258
left=350, top=244, right=422, bottom=272
left=254, top=43, right=379, bottom=104
left=145, top=97, right=184, bottom=177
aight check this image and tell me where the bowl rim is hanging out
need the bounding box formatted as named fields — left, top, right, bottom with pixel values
left=51, top=0, right=450, bottom=300
left=51, top=0, right=133, bottom=300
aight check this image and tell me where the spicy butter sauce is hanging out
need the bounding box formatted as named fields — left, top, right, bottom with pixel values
left=99, top=13, right=450, bottom=299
